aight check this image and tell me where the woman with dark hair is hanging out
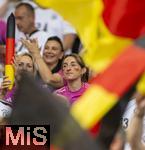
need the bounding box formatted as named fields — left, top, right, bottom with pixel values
left=21, top=36, right=64, bottom=90
left=55, top=53, right=89, bottom=105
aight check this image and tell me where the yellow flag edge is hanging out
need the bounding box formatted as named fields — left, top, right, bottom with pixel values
left=71, top=85, right=118, bottom=129
left=5, top=65, right=14, bottom=90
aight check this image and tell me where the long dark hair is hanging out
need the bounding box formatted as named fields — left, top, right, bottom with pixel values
left=46, top=36, right=64, bottom=52
left=62, top=53, right=89, bottom=82
left=45, top=36, right=64, bottom=73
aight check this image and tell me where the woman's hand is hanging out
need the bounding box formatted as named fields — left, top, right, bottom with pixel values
left=0, top=76, right=11, bottom=99
left=21, top=38, right=40, bottom=55
left=1, top=76, right=11, bottom=90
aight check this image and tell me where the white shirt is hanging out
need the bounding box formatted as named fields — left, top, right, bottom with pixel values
left=16, top=30, right=50, bottom=55
left=3, top=0, right=76, bottom=39
left=122, top=99, right=145, bottom=150
left=0, top=99, right=12, bottom=119
left=22, top=1, right=76, bottom=40
left=3, top=1, right=76, bottom=54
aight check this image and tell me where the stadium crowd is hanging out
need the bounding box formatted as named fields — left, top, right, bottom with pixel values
left=0, top=0, right=145, bottom=150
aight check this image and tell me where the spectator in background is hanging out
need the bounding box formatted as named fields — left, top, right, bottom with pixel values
left=0, top=0, right=8, bottom=91
left=0, top=20, right=6, bottom=45
left=127, top=93, right=145, bottom=150
left=0, top=53, right=37, bottom=103
left=0, top=0, right=9, bottom=18
left=122, top=91, right=145, bottom=150
left=14, top=2, right=49, bottom=55
left=0, top=20, right=6, bottom=65
left=22, top=0, right=77, bottom=52
left=55, top=54, right=89, bottom=105
left=2, top=1, right=78, bottom=53
left=0, top=53, right=35, bottom=136
left=21, top=36, right=65, bottom=91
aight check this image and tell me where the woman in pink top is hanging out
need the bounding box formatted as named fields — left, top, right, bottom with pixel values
left=55, top=53, right=89, bottom=105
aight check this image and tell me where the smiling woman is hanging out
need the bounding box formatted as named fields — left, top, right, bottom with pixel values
left=21, top=36, right=65, bottom=90
left=55, top=54, right=89, bottom=105
left=42, top=36, right=64, bottom=72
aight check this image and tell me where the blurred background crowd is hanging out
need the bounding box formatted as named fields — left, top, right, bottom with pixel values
left=0, top=0, right=145, bottom=150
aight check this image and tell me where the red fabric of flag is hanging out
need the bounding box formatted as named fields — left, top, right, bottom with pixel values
left=103, top=0, right=145, bottom=38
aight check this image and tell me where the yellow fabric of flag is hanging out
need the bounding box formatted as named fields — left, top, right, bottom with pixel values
left=71, top=85, right=118, bottom=129
left=34, top=0, right=132, bottom=72
left=137, top=73, right=145, bottom=95
left=5, top=65, right=14, bottom=90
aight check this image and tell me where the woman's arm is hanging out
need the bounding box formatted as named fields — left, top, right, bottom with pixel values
left=21, top=38, right=64, bottom=88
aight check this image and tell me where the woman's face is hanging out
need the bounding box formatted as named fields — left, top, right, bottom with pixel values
left=62, top=56, right=85, bottom=81
left=43, top=40, right=63, bottom=65
left=17, top=55, right=34, bottom=74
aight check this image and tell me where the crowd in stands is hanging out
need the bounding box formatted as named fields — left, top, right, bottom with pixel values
left=0, top=1, right=145, bottom=150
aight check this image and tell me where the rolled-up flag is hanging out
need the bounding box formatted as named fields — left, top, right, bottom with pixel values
left=5, top=13, right=15, bottom=89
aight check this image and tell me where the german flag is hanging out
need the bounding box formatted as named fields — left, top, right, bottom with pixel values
left=34, top=0, right=145, bottom=132
left=5, top=13, right=15, bottom=90
left=71, top=45, right=145, bottom=129
left=34, top=0, right=132, bottom=72
left=103, top=0, right=145, bottom=38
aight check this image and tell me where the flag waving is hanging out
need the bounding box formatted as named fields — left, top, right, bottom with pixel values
left=34, top=0, right=132, bottom=72
left=34, top=0, right=145, bottom=131
left=103, top=0, right=145, bottom=38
